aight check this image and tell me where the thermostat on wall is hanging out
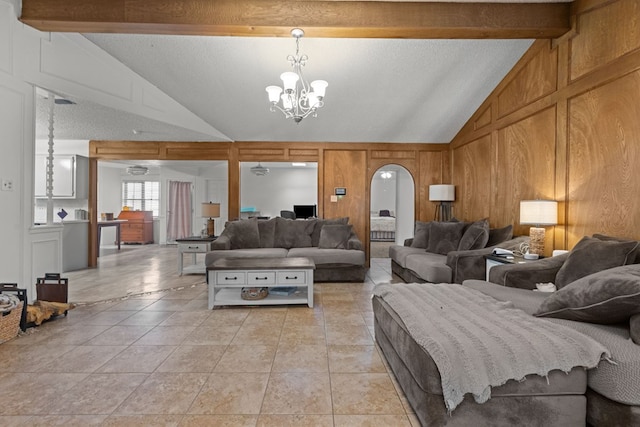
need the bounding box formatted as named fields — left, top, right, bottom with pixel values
left=335, top=187, right=347, bottom=196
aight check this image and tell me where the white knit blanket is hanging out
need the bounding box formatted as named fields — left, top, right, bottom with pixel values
left=373, top=283, right=611, bottom=412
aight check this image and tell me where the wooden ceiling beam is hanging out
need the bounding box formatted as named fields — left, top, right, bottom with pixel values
left=20, top=0, right=570, bottom=39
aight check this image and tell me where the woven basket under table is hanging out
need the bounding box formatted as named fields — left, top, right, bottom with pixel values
left=0, top=301, right=23, bottom=343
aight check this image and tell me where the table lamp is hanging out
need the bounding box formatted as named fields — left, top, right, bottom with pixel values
left=201, top=202, right=220, bottom=237
left=519, top=200, right=558, bottom=256
left=429, top=184, right=455, bottom=221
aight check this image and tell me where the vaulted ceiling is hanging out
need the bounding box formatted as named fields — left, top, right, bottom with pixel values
left=24, top=0, right=572, bottom=144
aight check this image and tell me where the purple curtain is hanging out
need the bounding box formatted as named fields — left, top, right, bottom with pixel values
left=167, top=181, right=192, bottom=241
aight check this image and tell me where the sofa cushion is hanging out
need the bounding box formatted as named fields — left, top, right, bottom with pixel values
left=410, top=221, right=431, bottom=248
left=389, top=245, right=429, bottom=268
left=457, top=218, right=489, bottom=251
left=311, top=217, right=349, bottom=247
left=593, top=233, right=640, bottom=264
left=274, top=217, right=315, bottom=249
left=555, top=236, right=640, bottom=288
left=426, top=221, right=466, bottom=255
left=225, top=217, right=260, bottom=250
left=257, top=218, right=276, bottom=248
left=486, top=224, right=514, bottom=247
left=405, top=252, right=451, bottom=283
left=288, top=247, right=365, bottom=266
left=546, top=318, right=640, bottom=405
left=463, top=279, right=548, bottom=315
left=318, top=224, right=352, bottom=249
left=536, top=264, right=640, bottom=324
left=631, top=314, right=640, bottom=345
left=205, top=248, right=288, bottom=266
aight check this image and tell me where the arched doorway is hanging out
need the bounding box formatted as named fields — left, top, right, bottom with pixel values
left=370, top=165, right=415, bottom=258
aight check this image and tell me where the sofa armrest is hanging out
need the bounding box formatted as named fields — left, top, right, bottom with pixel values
left=211, top=235, right=231, bottom=250
left=347, top=233, right=363, bottom=251
left=489, top=252, right=570, bottom=289
left=446, top=236, right=530, bottom=284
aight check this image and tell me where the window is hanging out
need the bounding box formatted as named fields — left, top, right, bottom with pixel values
left=122, top=181, right=160, bottom=216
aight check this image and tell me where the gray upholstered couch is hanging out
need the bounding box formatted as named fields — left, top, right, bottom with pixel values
left=374, top=234, right=640, bottom=426
left=204, top=216, right=366, bottom=282
left=485, top=234, right=640, bottom=426
left=390, top=219, right=529, bottom=284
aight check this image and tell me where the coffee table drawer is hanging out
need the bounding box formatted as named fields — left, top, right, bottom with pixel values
left=216, top=271, right=246, bottom=285
left=277, top=270, right=307, bottom=285
left=248, top=271, right=276, bottom=285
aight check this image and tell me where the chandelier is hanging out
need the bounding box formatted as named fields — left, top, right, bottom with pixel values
left=265, top=28, right=328, bottom=123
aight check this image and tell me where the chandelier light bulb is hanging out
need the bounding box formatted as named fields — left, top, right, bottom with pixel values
left=266, top=86, right=283, bottom=103
left=310, top=80, right=328, bottom=98
left=265, top=28, right=328, bottom=123
left=280, top=72, right=299, bottom=93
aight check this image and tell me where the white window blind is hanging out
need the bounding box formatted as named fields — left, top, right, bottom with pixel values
left=122, top=181, right=160, bottom=216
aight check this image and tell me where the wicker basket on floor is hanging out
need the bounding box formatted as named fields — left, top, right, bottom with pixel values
left=0, top=301, right=23, bottom=343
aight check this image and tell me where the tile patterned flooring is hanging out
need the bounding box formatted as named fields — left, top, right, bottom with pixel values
left=0, top=246, right=416, bottom=426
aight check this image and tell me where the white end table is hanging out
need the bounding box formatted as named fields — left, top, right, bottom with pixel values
left=176, top=236, right=216, bottom=275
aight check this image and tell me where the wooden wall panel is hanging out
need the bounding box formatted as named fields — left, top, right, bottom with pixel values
left=570, top=0, right=640, bottom=81
left=452, top=135, right=492, bottom=223
left=495, top=108, right=557, bottom=253
left=418, top=151, right=446, bottom=222
left=450, top=0, right=640, bottom=253
left=323, top=150, right=368, bottom=252
left=497, top=46, right=557, bottom=118
left=567, top=71, right=640, bottom=246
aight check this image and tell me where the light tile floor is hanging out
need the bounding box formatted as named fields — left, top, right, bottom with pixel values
left=0, top=255, right=417, bottom=426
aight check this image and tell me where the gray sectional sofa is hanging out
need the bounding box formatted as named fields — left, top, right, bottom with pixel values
left=390, top=219, right=529, bottom=284
left=374, top=233, right=640, bottom=426
left=204, top=216, right=366, bottom=282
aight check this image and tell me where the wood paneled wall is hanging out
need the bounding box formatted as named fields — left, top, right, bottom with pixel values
left=450, top=0, right=640, bottom=254
left=88, top=140, right=449, bottom=265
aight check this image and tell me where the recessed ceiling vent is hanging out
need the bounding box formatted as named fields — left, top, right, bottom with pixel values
left=126, top=165, right=149, bottom=176
left=250, top=163, right=270, bottom=176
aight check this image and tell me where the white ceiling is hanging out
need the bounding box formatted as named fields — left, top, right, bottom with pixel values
left=36, top=33, right=535, bottom=145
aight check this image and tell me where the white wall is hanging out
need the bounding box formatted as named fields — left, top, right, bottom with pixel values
left=371, top=174, right=397, bottom=215
left=240, top=164, right=317, bottom=219
left=0, top=0, right=232, bottom=300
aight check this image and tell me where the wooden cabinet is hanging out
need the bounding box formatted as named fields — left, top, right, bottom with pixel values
left=118, top=211, right=153, bottom=244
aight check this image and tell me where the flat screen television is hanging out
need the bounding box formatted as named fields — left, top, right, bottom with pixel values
left=293, top=204, right=317, bottom=219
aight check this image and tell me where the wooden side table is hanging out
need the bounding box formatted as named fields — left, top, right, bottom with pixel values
left=176, top=236, right=216, bottom=275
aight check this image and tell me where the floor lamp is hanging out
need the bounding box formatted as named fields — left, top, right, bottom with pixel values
left=519, top=200, right=558, bottom=256
left=429, top=185, right=455, bottom=221
left=201, top=202, right=220, bottom=237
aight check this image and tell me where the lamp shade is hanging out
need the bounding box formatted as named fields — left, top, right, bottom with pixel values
left=519, top=200, right=557, bottom=226
left=201, top=202, right=220, bottom=218
left=429, top=185, right=455, bottom=202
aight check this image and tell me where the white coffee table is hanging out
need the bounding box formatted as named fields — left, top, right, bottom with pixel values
left=207, top=257, right=315, bottom=309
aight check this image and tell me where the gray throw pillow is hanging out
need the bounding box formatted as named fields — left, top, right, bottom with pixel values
left=226, top=218, right=260, bottom=250
left=257, top=218, right=276, bottom=248
left=410, top=221, right=432, bottom=248
left=631, top=314, right=640, bottom=345
left=486, top=225, right=513, bottom=247
left=426, top=221, right=466, bottom=255
left=458, top=218, right=490, bottom=251
left=555, top=236, right=640, bottom=289
left=274, top=217, right=315, bottom=249
left=311, top=217, right=349, bottom=246
left=318, top=224, right=353, bottom=249
left=535, top=264, right=640, bottom=324
left=593, top=234, right=640, bottom=265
